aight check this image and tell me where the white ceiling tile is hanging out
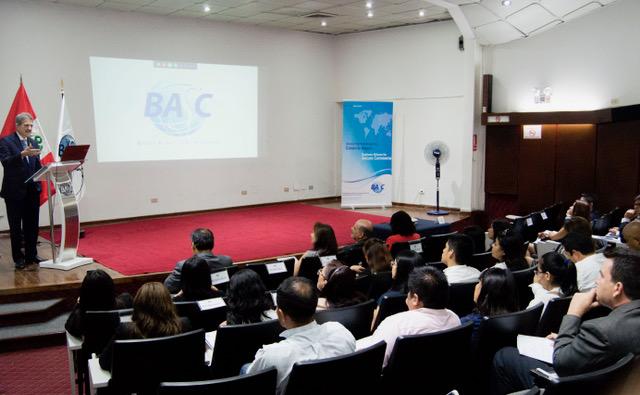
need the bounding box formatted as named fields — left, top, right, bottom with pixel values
left=563, top=2, right=603, bottom=22
left=460, top=3, right=499, bottom=27
left=506, top=3, right=557, bottom=34
left=322, top=4, right=370, bottom=16
left=56, top=0, right=104, bottom=6
left=182, top=3, right=229, bottom=13
left=147, top=0, right=199, bottom=7
left=258, top=0, right=307, bottom=5
left=208, top=0, right=255, bottom=7
left=538, top=0, right=595, bottom=18
left=527, top=19, right=562, bottom=37
left=269, top=6, right=312, bottom=16
left=294, top=1, right=335, bottom=10
left=474, top=20, right=524, bottom=45
left=138, top=5, right=185, bottom=14
left=219, top=2, right=282, bottom=16
left=203, top=13, right=242, bottom=21
left=478, top=0, right=535, bottom=19
left=243, top=11, right=290, bottom=21
left=99, top=2, right=141, bottom=11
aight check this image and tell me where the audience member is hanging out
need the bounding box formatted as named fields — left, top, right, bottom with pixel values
left=463, top=225, right=488, bottom=254
left=338, top=219, right=374, bottom=267
left=172, top=256, right=221, bottom=302
left=540, top=201, right=591, bottom=241
left=225, top=269, right=276, bottom=325
left=356, top=266, right=460, bottom=366
left=561, top=232, right=605, bottom=291
left=317, top=260, right=367, bottom=310
left=99, top=282, right=190, bottom=370
left=578, top=192, right=600, bottom=221
left=245, top=277, right=355, bottom=392
left=293, top=222, right=338, bottom=276
left=487, top=218, right=511, bottom=251
left=385, top=210, right=420, bottom=251
left=460, top=268, right=518, bottom=345
left=613, top=195, right=640, bottom=241
left=491, top=247, right=640, bottom=394
left=622, top=220, right=640, bottom=252
left=65, top=269, right=132, bottom=338
left=164, top=228, right=233, bottom=294
left=442, top=234, right=481, bottom=284
left=491, top=230, right=530, bottom=271
left=528, top=252, right=577, bottom=311
left=362, top=238, right=393, bottom=274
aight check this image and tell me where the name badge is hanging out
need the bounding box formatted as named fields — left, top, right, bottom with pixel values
left=526, top=218, right=533, bottom=226
left=266, top=261, right=287, bottom=274
left=410, top=243, right=423, bottom=253
left=541, top=212, right=548, bottom=220
left=437, top=216, right=446, bottom=224
left=198, top=297, right=226, bottom=311
left=210, top=270, right=230, bottom=285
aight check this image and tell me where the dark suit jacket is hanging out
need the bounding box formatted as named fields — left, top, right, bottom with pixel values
left=553, top=299, right=640, bottom=376
left=0, top=133, right=42, bottom=200
left=164, top=252, right=233, bottom=294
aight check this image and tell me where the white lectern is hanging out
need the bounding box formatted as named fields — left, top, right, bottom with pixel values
left=29, top=161, right=93, bottom=270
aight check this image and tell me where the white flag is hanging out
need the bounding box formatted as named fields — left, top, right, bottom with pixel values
left=56, top=90, right=85, bottom=200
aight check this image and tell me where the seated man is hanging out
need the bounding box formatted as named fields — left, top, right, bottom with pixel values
left=441, top=234, right=481, bottom=284
left=622, top=220, right=640, bottom=252
left=611, top=194, right=640, bottom=240
left=245, top=276, right=356, bottom=392
left=164, top=228, right=233, bottom=294
left=561, top=232, right=605, bottom=292
left=491, top=247, right=640, bottom=394
left=356, top=266, right=460, bottom=366
left=338, top=219, right=373, bottom=269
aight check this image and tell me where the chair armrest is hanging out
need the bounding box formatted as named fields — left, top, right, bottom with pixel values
left=529, top=367, right=559, bottom=387
left=88, top=356, right=111, bottom=392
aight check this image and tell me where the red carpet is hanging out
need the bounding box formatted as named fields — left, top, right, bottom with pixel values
left=0, top=346, right=70, bottom=395
left=75, top=203, right=390, bottom=275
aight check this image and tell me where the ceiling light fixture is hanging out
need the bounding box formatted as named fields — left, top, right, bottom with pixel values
left=367, top=10, right=374, bottom=17
left=321, top=20, right=327, bottom=26
left=419, top=9, right=425, bottom=17
left=501, top=0, right=511, bottom=6
left=366, top=1, right=372, bottom=9
left=203, top=4, right=211, bottom=12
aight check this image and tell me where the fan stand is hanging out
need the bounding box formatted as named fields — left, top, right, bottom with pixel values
left=427, top=158, right=449, bottom=216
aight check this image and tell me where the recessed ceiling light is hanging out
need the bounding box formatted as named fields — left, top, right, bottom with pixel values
left=419, top=9, right=425, bottom=17
left=366, top=1, right=372, bottom=9
left=367, top=10, right=374, bottom=17
left=501, top=0, right=511, bottom=6
left=203, top=4, right=211, bottom=12
left=321, top=20, right=327, bottom=27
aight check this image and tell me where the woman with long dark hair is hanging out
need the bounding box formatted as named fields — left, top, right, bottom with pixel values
left=294, top=222, right=339, bottom=276
left=317, top=260, right=367, bottom=310
left=491, top=230, right=530, bottom=271
left=173, top=256, right=220, bottom=301
left=528, top=252, right=577, bottom=311
left=225, top=269, right=276, bottom=325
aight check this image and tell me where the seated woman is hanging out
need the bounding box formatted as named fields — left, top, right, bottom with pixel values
left=528, top=252, right=577, bottom=312
left=172, top=256, right=221, bottom=302
left=65, top=269, right=132, bottom=338
left=461, top=268, right=518, bottom=345
left=317, top=260, right=367, bottom=310
left=294, top=222, right=338, bottom=277
left=224, top=269, right=276, bottom=325
left=385, top=210, right=420, bottom=251
left=99, top=282, right=191, bottom=370
left=359, top=239, right=394, bottom=301
left=491, top=230, right=531, bottom=271
left=539, top=200, right=591, bottom=241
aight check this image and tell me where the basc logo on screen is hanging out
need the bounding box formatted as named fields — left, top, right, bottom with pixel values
left=144, top=83, right=213, bottom=136
left=371, top=183, right=385, bottom=193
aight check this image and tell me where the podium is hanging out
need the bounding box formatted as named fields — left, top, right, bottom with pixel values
left=29, top=161, right=93, bottom=270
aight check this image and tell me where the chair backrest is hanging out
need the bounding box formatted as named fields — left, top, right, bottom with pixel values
left=540, top=353, right=636, bottom=395
left=355, top=274, right=372, bottom=296
left=83, top=308, right=133, bottom=355
left=159, top=367, right=278, bottom=395
left=174, top=300, right=227, bottom=332
left=427, top=261, right=446, bottom=271
left=470, top=251, right=496, bottom=271
left=315, top=299, right=376, bottom=339
left=109, top=329, right=207, bottom=394
left=512, top=266, right=536, bottom=310
left=337, top=244, right=365, bottom=266
left=372, top=293, right=408, bottom=332
left=447, top=281, right=478, bottom=317
left=390, top=241, right=410, bottom=258
left=211, top=319, right=284, bottom=378
left=297, top=256, right=323, bottom=284
left=283, top=341, right=386, bottom=395
left=536, top=296, right=572, bottom=336
left=245, top=258, right=295, bottom=291
left=422, top=232, right=457, bottom=262
left=366, top=270, right=393, bottom=302
left=382, top=322, right=474, bottom=395
left=594, top=238, right=608, bottom=253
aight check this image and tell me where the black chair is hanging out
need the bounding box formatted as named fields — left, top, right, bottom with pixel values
left=174, top=300, right=227, bottom=331
left=245, top=257, right=295, bottom=290
left=355, top=274, right=372, bottom=295
left=283, top=341, right=386, bottom=395
left=297, top=256, right=323, bottom=284
left=531, top=353, right=635, bottom=395
left=315, top=299, right=376, bottom=339
left=513, top=216, right=538, bottom=243
left=536, top=296, right=572, bottom=336
left=382, top=322, right=474, bottom=395
left=108, top=329, right=208, bottom=394
left=159, top=367, right=278, bottom=394
left=427, top=261, right=446, bottom=271
left=471, top=251, right=496, bottom=271
left=372, top=293, right=407, bottom=331
left=210, top=319, right=284, bottom=378
left=422, top=232, right=457, bottom=262
left=512, top=266, right=536, bottom=310
left=447, top=281, right=478, bottom=317
left=366, top=270, right=393, bottom=302
left=390, top=240, right=410, bottom=258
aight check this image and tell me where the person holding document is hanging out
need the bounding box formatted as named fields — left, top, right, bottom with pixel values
left=0, top=112, right=42, bottom=270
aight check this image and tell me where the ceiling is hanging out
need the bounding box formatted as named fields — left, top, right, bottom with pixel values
left=34, top=0, right=619, bottom=42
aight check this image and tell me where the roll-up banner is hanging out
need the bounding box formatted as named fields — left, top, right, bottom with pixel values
left=341, top=101, right=393, bottom=208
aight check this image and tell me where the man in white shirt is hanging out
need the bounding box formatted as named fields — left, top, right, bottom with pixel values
left=245, top=276, right=355, bottom=393
left=562, top=232, right=605, bottom=291
left=441, top=234, right=481, bottom=284
left=357, top=266, right=461, bottom=366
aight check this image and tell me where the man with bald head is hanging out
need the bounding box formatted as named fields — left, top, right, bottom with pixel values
left=622, top=220, right=640, bottom=252
left=337, top=219, right=374, bottom=268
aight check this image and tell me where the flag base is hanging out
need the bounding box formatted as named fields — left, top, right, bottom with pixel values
left=40, top=257, right=93, bottom=271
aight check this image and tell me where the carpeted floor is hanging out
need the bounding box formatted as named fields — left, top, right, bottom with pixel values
left=68, top=203, right=390, bottom=275
left=0, top=346, right=69, bottom=395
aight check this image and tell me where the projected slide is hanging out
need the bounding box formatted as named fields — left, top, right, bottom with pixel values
left=90, top=57, right=257, bottom=162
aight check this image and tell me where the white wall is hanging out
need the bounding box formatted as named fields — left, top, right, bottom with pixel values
left=488, top=0, right=640, bottom=112
left=0, top=0, right=337, bottom=228
left=335, top=22, right=479, bottom=211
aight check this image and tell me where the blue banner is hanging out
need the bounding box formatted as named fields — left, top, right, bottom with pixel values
left=341, top=101, right=393, bottom=207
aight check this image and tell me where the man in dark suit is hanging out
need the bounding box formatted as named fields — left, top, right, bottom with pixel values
left=163, top=228, right=233, bottom=293
left=0, top=112, right=42, bottom=270
left=491, top=247, right=640, bottom=394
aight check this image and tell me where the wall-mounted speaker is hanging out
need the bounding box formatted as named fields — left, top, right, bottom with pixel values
left=458, top=35, right=464, bottom=51
left=482, top=74, right=493, bottom=113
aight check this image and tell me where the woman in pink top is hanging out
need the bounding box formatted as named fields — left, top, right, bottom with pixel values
left=385, top=210, right=420, bottom=250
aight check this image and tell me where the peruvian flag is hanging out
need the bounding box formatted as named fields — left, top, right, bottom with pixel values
left=1, top=80, right=56, bottom=205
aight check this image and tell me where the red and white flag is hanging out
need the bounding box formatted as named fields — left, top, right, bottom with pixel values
left=1, top=80, right=56, bottom=205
